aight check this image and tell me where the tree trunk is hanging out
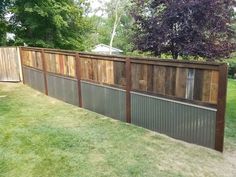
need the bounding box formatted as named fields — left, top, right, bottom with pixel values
left=171, top=50, right=178, bottom=60
left=109, top=0, right=121, bottom=55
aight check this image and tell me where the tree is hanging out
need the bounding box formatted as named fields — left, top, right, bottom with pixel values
left=0, top=0, right=9, bottom=45
left=8, top=0, right=91, bottom=50
left=86, top=0, right=134, bottom=54
left=132, top=0, right=236, bottom=60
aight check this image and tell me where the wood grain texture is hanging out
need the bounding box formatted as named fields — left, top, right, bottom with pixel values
left=0, top=47, right=21, bottom=81
left=165, top=67, right=176, bottom=96
left=194, top=69, right=204, bottom=101
left=153, top=66, right=166, bottom=94
left=175, top=68, right=187, bottom=98
left=19, top=48, right=224, bottom=106
left=113, top=61, right=126, bottom=87
left=210, top=71, right=219, bottom=104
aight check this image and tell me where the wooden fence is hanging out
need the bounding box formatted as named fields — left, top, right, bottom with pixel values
left=0, top=47, right=21, bottom=82
left=19, top=46, right=227, bottom=152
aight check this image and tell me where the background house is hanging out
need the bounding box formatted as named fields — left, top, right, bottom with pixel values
left=91, top=44, right=123, bottom=55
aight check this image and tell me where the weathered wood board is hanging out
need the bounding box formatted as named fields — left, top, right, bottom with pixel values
left=0, top=47, right=21, bottom=82
left=21, top=48, right=220, bottom=104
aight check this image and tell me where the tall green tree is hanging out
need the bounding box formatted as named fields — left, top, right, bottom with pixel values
left=9, top=0, right=91, bottom=50
left=0, top=0, right=9, bottom=46
left=87, top=0, right=134, bottom=53
left=132, top=0, right=236, bottom=60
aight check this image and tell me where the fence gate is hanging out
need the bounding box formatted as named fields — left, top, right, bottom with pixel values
left=0, top=47, right=21, bottom=82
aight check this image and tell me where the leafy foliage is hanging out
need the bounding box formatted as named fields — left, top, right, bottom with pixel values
left=132, top=0, right=236, bottom=59
left=8, top=0, right=91, bottom=50
left=86, top=0, right=134, bottom=53
left=0, top=0, right=9, bottom=45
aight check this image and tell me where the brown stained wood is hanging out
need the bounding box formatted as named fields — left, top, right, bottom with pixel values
left=101, top=60, right=107, bottom=83
left=53, top=54, right=57, bottom=73
left=210, top=71, right=219, bottom=104
left=67, top=56, right=75, bottom=77
left=87, top=58, right=93, bottom=80
left=76, top=53, right=83, bottom=107
left=175, top=68, right=187, bottom=98
left=215, top=64, right=227, bottom=152
left=193, top=69, right=204, bottom=101
left=55, top=54, right=59, bottom=74
left=201, top=70, right=212, bottom=102
left=19, top=47, right=226, bottom=110
left=65, top=55, right=70, bottom=76
left=131, top=63, right=139, bottom=90
left=36, top=52, right=43, bottom=69
left=126, top=58, right=131, bottom=123
left=97, top=60, right=102, bottom=83
left=58, top=55, right=64, bottom=75
left=165, top=67, right=176, bottom=96
left=139, top=64, right=148, bottom=91
left=41, top=49, right=48, bottom=95
left=153, top=66, right=166, bottom=94
left=147, top=65, right=154, bottom=92
left=92, top=59, right=98, bottom=82
left=106, top=60, right=114, bottom=85
left=22, top=46, right=223, bottom=70
left=28, top=51, right=32, bottom=67
left=80, top=58, right=87, bottom=80
left=113, top=61, right=126, bottom=87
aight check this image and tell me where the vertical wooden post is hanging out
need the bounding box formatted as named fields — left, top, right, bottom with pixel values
left=125, top=58, right=131, bottom=123
left=76, top=53, right=83, bottom=107
left=41, top=49, right=48, bottom=95
left=19, top=47, right=25, bottom=84
left=215, top=64, right=228, bottom=152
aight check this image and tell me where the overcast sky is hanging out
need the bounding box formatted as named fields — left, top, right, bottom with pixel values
left=89, top=0, right=110, bottom=16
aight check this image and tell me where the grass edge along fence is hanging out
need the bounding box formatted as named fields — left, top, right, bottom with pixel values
left=19, top=46, right=227, bottom=152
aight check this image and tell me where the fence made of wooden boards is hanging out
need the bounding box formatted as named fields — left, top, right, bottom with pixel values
left=20, top=46, right=227, bottom=152
left=0, top=47, right=21, bottom=82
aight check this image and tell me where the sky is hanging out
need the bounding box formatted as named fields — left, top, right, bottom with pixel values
left=88, top=0, right=110, bottom=16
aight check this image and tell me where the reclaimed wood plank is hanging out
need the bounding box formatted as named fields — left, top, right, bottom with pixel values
left=210, top=71, right=219, bottom=104
left=153, top=66, right=166, bottom=94
left=194, top=69, right=204, bottom=101
left=165, top=67, right=176, bottom=96
left=175, top=67, right=187, bottom=98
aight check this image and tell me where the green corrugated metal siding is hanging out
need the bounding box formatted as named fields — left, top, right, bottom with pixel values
left=81, top=81, right=126, bottom=122
left=131, top=92, right=216, bottom=148
left=22, top=66, right=45, bottom=93
left=47, top=74, right=79, bottom=106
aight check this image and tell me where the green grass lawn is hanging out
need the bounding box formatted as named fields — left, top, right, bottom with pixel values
left=225, top=79, right=236, bottom=149
left=0, top=82, right=236, bottom=177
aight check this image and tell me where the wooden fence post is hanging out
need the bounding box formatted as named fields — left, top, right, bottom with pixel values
left=126, top=58, right=131, bottom=123
left=19, top=47, right=25, bottom=84
left=215, top=64, right=228, bottom=152
left=41, top=49, right=48, bottom=95
left=76, top=53, right=83, bottom=107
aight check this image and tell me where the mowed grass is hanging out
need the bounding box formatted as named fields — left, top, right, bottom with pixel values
left=0, top=83, right=236, bottom=177
left=225, top=79, right=236, bottom=149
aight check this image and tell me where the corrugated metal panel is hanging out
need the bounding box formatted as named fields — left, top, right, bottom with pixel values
left=81, top=81, right=126, bottom=122
left=131, top=92, right=216, bottom=148
left=22, top=66, right=45, bottom=93
left=47, top=73, right=79, bottom=106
